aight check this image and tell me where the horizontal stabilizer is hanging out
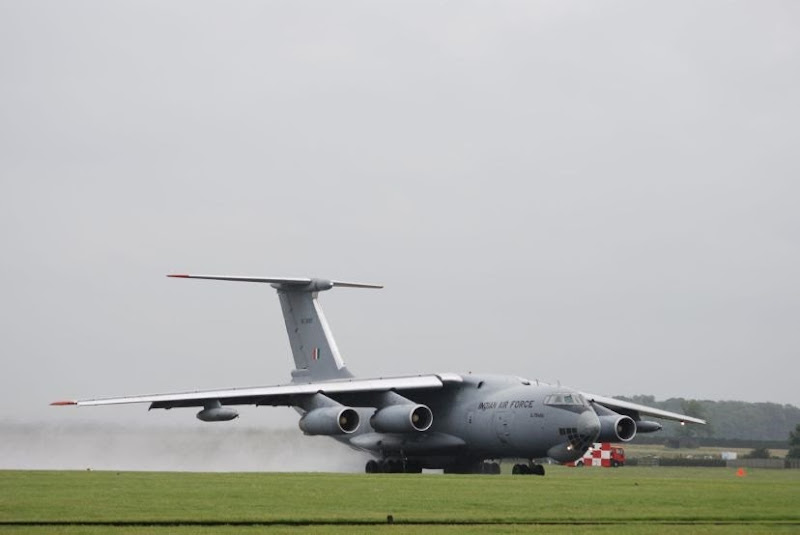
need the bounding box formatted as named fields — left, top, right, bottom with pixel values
left=330, top=281, right=384, bottom=289
left=167, top=274, right=382, bottom=290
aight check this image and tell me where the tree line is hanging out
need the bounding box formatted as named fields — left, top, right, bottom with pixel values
left=616, top=395, right=800, bottom=442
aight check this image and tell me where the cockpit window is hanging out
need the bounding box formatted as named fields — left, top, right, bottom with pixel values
left=545, top=393, right=586, bottom=406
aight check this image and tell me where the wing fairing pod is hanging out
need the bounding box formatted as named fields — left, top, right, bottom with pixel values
left=635, top=420, right=663, bottom=433
left=196, top=400, right=239, bottom=422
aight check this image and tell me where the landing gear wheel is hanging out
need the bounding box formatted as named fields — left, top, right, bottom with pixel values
left=404, top=461, right=423, bottom=473
left=365, top=460, right=379, bottom=473
left=444, top=462, right=480, bottom=474
left=480, top=462, right=500, bottom=474
left=512, top=463, right=531, bottom=475
left=512, top=463, right=543, bottom=475
left=386, top=459, right=402, bottom=473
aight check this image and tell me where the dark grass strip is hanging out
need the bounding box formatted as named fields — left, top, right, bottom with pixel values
left=2, top=520, right=799, bottom=527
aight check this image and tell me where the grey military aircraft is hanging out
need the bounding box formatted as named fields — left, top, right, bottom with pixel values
left=54, top=275, right=705, bottom=475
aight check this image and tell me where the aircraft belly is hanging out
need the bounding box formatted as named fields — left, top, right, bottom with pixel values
left=326, top=383, right=580, bottom=461
left=349, top=432, right=467, bottom=453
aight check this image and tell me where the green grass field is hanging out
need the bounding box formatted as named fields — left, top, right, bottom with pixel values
left=1, top=466, right=799, bottom=534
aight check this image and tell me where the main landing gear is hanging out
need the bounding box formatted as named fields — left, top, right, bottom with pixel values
left=512, top=463, right=545, bottom=476
left=365, top=459, right=423, bottom=473
left=443, top=461, right=501, bottom=474
left=479, top=461, right=502, bottom=474
left=365, top=459, right=542, bottom=475
left=365, top=459, right=502, bottom=474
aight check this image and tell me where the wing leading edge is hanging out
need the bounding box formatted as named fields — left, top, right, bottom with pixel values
left=52, top=374, right=463, bottom=410
left=582, top=392, right=707, bottom=425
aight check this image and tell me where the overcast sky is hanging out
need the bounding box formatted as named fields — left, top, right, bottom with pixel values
left=1, top=1, right=798, bottom=431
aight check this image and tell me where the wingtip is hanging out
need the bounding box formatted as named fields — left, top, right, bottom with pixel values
left=50, top=400, right=77, bottom=406
left=167, top=274, right=190, bottom=278
left=331, top=281, right=384, bottom=289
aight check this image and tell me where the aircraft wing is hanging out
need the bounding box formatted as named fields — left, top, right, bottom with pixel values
left=52, top=374, right=464, bottom=410
left=581, top=392, right=707, bottom=425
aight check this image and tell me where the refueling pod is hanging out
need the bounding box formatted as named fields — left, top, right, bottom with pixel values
left=299, top=406, right=360, bottom=435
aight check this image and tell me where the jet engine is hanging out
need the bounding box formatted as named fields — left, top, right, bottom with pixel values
left=370, top=404, right=433, bottom=433
left=596, top=414, right=636, bottom=442
left=196, top=406, right=239, bottom=422
left=299, top=407, right=360, bottom=435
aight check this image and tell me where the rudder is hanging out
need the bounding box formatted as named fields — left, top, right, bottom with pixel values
left=279, top=288, right=353, bottom=383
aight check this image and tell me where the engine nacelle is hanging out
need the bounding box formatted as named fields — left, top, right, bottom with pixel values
left=597, top=414, right=636, bottom=442
left=635, top=420, right=663, bottom=433
left=370, top=404, right=433, bottom=433
left=196, top=407, right=239, bottom=422
left=299, top=407, right=360, bottom=435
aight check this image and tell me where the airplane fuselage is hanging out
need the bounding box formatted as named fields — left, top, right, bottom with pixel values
left=334, top=373, right=601, bottom=471
left=54, top=274, right=705, bottom=476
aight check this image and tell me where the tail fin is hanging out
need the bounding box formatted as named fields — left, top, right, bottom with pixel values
left=167, top=275, right=382, bottom=382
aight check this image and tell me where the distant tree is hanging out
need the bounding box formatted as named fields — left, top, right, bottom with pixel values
left=743, top=447, right=771, bottom=459
left=678, top=399, right=713, bottom=440
left=681, top=399, right=705, bottom=419
left=788, top=424, right=800, bottom=459
left=629, top=395, right=656, bottom=406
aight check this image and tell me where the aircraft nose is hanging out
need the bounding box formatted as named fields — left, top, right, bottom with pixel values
left=546, top=410, right=601, bottom=463
left=578, top=409, right=601, bottom=442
